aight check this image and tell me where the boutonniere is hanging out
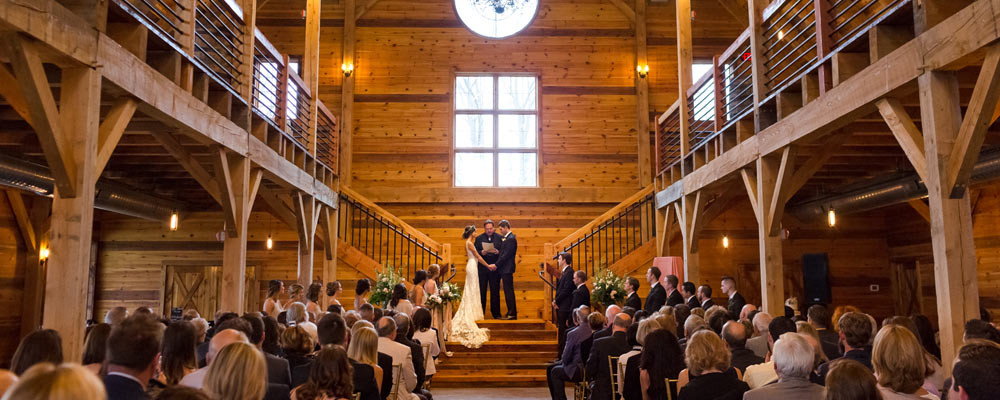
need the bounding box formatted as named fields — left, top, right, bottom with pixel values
left=501, top=238, right=506, bottom=242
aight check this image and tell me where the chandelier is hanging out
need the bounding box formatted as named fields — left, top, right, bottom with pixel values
left=472, top=0, right=531, bottom=13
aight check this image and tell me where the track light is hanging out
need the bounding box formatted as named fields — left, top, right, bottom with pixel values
left=169, top=211, right=179, bottom=231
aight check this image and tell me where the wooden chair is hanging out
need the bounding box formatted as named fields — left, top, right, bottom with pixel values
left=615, top=356, right=627, bottom=397
left=421, top=343, right=432, bottom=390
left=388, top=363, right=403, bottom=400
left=608, top=356, right=620, bottom=399
left=574, top=368, right=588, bottom=400
left=665, top=378, right=679, bottom=400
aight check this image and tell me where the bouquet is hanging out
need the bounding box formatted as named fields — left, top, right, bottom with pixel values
left=369, top=265, right=403, bottom=307
left=438, top=282, right=462, bottom=305
left=591, top=269, right=626, bottom=308
left=425, top=293, right=445, bottom=310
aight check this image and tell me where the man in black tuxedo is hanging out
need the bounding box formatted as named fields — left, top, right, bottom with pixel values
left=624, top=277, right=641, bottom=310
left=722, top=276, right=746, bottom=320
left=665, top=274, right=683, bottom=307
left=489, top=219, right=518, bottom=319
left=571, top=270, right=591, bottom=312
left=644, top=267, right=666, bottom=313
left=586, top=313, right=632, bottom=400
left=104, top=315, right=162, bottom=400
left=697, top=284, right=715, bottom=309
left=682, top=281, right=700, bottom=310
left=553, top=251, right=576, bottom=359
left=474, top=219, right=502, bottom=317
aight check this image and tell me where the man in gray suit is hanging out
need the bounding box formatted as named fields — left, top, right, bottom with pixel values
left=546, top=306, right=592, bottom=400
left=743, top=333, right=825, bottom=400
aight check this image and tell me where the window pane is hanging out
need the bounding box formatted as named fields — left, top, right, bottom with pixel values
left=455, top=153, right=494, bottom=187
left=498, top=153, right=537, bottom=187
left=499, top=76, right=537, bottom=110
left=455, top=114, right=493, bottom=148
left=498, top=115, right=536, bottom=148
left=456, top=76, right=493, bottom=110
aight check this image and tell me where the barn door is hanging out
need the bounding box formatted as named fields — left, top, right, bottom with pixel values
left=164, top=265, right=257, bottom=316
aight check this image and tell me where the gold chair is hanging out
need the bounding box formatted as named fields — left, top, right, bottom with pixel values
left=353, top=393, right=361, bottom=400
left=421, top=343, right=432, bottom=390
left=665, top=378, right=679, bottom=400
left=608, top=356, right=620, bottom=399
left=615, top=356, right=627, bottom=397
left=574, top=368, right=588, bottom=400
left=388, top=363, right=403, bottom=400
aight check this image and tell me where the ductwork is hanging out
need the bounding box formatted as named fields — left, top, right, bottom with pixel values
left=788, top=149, right=1000, bottom=221
left=0, top=153, right=186, bottom=221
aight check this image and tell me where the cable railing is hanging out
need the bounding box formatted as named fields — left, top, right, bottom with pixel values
left=252, top=31, right=284, bottom=129
left=687, top=71, right=717, bottom=152
left=656, top=100, right=683, bottom=176
left=316, top=101, right=339, bottom=175
left=718, top=31, right=754, bottom=129
left=828, top=0, right=909, bottom=50
left=761, top=0, right=818, bottom=96
left=337, top=187, right=445, bottom=281
left=194, top=0, right=245, bottom=96
left=285, top=71, right=313, bottom=148
left=113, top=0, right=189, bottom=48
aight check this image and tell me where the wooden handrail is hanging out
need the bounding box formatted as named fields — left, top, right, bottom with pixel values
left=553, top=184, right=655, bottom=250
left=317, top=99, right=337, bottom=124
left=254, top=28, right=284, bottom=65
left=657, top=98, right=682, bottom=125
left=686, top=67, right=715, bottom=99
left=719, top=28, right=751, bottom=64
left=339, top=186, right=443, bottom=252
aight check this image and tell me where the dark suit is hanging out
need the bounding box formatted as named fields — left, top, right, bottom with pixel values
left=291, top=363, right=309, bottom=389
left=554, top=265, right=576, bottom=358
left=265, top=353, right=292, bottom=388
left=492, top=232, right=518, bottom=318
left=685, top=296, right=700, bottom=310
left=727, top=292, right=746, bottom=320
left=351, top=359, right=380, bottom=400
left=817, top=328, right=842, bottom=360
left=700, top=298, right=716, bottom=309
left=624, top=292, right=641, bottom=311
left=622, top=351, right=642, bottom=400
left=377, top=352, right=394, bottom=400
left=103, top=373, right=150, bottom=400
left=571, top=284, right=591, bottom=312
left=593, top=326, right=612, bottom=342
left=547, top=324, right=592, bottom=400
left=586, top=331, right=631, bottom=400
left=644, top=283, right=666, bottom=313
left=265, top=383, right=290, bottom=400
left=730, top=347, right=764, bottom=373
left=474, top=232, right=502, bottom=316
left=666, top=288, right=683, bottom=307
left=817, top=348, right=872, bottom=384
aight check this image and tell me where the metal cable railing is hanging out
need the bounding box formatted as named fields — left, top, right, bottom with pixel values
left=316, top=101, right=338, bottom=174
left=657, top=105, right=683, bottom=175
left=687, top=72, right=717, bottom=152
left=761, top=0, right=818, bottom=95
left=114, top=0, right=188, bottom=47
left=559, top=192, right=656, bottom=279
left=194, top=0, right=244, bottom=95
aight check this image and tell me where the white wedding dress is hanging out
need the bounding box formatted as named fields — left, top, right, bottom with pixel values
left=449, top=246, right=490, bottom=348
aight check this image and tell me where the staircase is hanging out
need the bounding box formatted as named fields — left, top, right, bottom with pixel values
left=433, top=319, right=558, bottom=387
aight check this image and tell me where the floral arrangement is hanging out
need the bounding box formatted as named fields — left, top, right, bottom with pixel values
left=438, top=282, right=462, bottom=305
left=369, top=265, right=403, bottom=307
left=591, top=269, right=626, bottom=308
left=425, top=293, right=445, bottom=310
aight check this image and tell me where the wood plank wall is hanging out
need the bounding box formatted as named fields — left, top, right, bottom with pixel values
left=0, top=195, right=27, bottom=367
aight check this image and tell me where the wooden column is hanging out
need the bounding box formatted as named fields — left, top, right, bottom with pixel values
left=543, top=243, right=556, bottom=323
left=8, top=192, right=50, bottom=337
left=747, top=0, right=770, bottom=131
left=295, top=192, right=320, bottom=288
left=675, top=0, right=693, bottom=161
left=239, top=0, right=257, bottom=106
left=918, top=71, right=979, bottom=370
left=320, top=206, right=337, bottom=309
left=304, top=0, right=321, bottom=155
left=742, top=149, right=795, bottom=315
left=218, top=154, right=260, bottom=313
left=340, top=0, right=356, bottom=186
left=674, top=192, right=702, bottom=284
left=914, top=0, right=973, bottom=34
left=634, top=0, right=651, bottom=186
left=43, top=67, right=101, bottom=362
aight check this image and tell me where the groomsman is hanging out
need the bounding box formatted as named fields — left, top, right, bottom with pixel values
left=665, top=275, right=683, bottom=307
left=722, top=276, right=746, bottom=320
left=644, top=267, right=666, bottom=313
left=624, top=277, right=641, bottom=310
left=682, top=282, right=700, bottom=310
left=698, top=284, right=715, bottom=309
left=552, top=252, right=575, bottom=359
left=570, top=271, right=591, bottom=312
left=474, top=220, right=501, bottom=316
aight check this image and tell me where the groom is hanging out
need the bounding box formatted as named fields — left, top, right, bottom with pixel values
left=489, top=220, right=518, bottom=320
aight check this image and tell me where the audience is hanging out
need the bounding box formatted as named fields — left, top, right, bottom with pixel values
left=262, top=315, right=285, bottom=358
left=817, top=312, right=874, bottom=383
left=744, top=333, right=824, bottom=399
left=291, top=346, right=353, bottom=400
left=411, top=308, right=440, bottom=380
left=375, top=317, right=419, bottom=400
left=153, top=386, right=212, bottom=400
left=82, top=323, right=111, bottom=375
left=287, top=303, right=318, bottom=342
left=743, top=316, right=797, bottom=389
left=392, top=313, right=430, bottom=399
left=546, top=306, right=591, bottom=400
left=280, top=326, right=316, bottom=375
left=911, top=314, right=941, bottom=359
left=586, top=313, right=632, bottom=400
left=746, top=312, right=772, bottom=358
left=106, top=306, right=130, bottom=325
left=6, top=363, right=105, bottom=400
left=808, top=304, right=843, bottom=360
left=722, top=320, right=762, bottom=373
left=825, top=359, right=882, bottom=400
left=10, top=329, right=63, bottom=376
left=203, top=342, right=267, bottom=400
left=159, top=321, right=199, bottom=386
left=105, top=315, right=164, bottom=400
left=962, top=319, right=1000, bottom=343
left=180, top=329, right=248, bottom=388
left=951, top=341, right=1000, bottom=400
left=346, top=323, right=382, bottom=400
left=871, top=324, right=936, bottom=399
left=638, top=329, right=684, bottom=400
left=677, top=330, right=749, bottom=400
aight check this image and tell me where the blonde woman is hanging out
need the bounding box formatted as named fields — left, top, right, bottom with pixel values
left=287, top=302, right=318, bottom=343
left=348, top=325, right=383, bottom=390
left=203, top=342, right=267, bottom=400
left=4, top=363, right=106, bottom=400
left=676, top=330, right=749, bottom=400
left=872, top=325, right=939, bottom=400
left=286, top=284, right=306, bottom=308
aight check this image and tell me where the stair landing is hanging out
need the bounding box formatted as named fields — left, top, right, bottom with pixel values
left=432, top=318, right=557, bottom=388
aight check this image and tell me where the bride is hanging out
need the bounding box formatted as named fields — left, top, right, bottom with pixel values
left=449, top=225, right=491, bottom=348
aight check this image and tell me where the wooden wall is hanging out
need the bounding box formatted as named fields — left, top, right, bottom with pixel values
left=0, top=194, right=29, bottom=367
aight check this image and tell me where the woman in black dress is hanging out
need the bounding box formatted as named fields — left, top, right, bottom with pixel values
left=676, top=330, right=749, bottom=400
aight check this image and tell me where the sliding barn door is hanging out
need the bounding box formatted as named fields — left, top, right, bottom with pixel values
left=164, top=265, right=257, bottom=316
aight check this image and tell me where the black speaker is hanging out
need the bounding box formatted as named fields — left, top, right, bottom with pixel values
left=802, top=253, right=832, bottom=305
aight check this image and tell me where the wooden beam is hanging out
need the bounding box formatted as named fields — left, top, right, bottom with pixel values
left=609, top=0, right=636, bottom=23
left=908, top=199, right=931, bottom=222
left=259, top=186, right=298, bottom=230
left=635, top=0, right=651, bottom=186
left=294, top=192, right=317, bottom=288
left=304, top=0, right=321, bottom=155
left=2, top=33, right=76, bottom=197
left=740, top=168, right=760, bottom=220
left=341, top=0, right=356, bottom=186
left=716, top=0, right=749, bottom=27
left=149, top=130, right=223, bottom=204
left=946, top=44, right=1000, bottom=197
left=220, top=154, right=251, bottom=313
left=95, top=97, right=138, bottom=179
left=213, top=147, right=239, bottom=237
left=765, top=147, right=794, bottom=236
left=676, top=0, right=693, bottom=158
left=781, top=133, right=850, bottom=202
left=755, top=152, right=785, bottom=315
left=0, top=64, right=33, bottom=126
left=5, top=189, right=36, bottom=252
left=355, top=0, right=380, bottom=21
left=877, top=98, right=929, bottom=183
left=918, top=70, right=979, bottom=371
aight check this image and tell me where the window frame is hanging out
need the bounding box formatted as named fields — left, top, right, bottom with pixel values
left=452, top=72, right=541, bottom=188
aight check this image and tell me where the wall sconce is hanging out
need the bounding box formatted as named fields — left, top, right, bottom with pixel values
left=169, top=211, right=179, bottom=231
left=341, top=62, right=354, bottom=78
left=637, top=64, right=650, bottom=79
left=39, top=247, right=50, bottom=261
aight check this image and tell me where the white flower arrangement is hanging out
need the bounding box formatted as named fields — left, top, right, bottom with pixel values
left=591, top=269, right=627, bottom=307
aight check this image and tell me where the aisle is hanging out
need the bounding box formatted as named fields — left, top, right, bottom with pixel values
left=433, top=387, right=567, bottom=400
left=432, top=319, right=558, bottom=387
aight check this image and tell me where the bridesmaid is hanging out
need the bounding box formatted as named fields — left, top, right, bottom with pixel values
left=354, top=279, right=371, bottom=311
left=285, top=283, right=305, bottom=309
left=305, top=282, right=323, bottom=315
left=326, top=281, right=343, bottom=309
left=410, top=270, right=428, bottom=307
left=425, top=264, right=450, bottom=356
left=263, top=280, right=285, bottom=316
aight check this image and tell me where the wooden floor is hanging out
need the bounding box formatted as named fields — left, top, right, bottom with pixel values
left=433, top=387, right=560, bottom=400
left=433, top=319, right=558, bottom=388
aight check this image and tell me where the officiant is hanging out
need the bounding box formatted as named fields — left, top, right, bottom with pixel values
left=474, top=219, right=502, bottom=317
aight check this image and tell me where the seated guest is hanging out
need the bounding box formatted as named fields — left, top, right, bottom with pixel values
left=6, top=363, right=105, bottom=400
left=652, top=311, right=677, bottom=337
left=950, top=342, right=1000, bottom=400
left=11, top=329, right=63, bottom=376
left=281, top=326, right=316, bottom=375
left=673, top=305, right=691, bottom=339
left=392, top=313, right=430, bottom=400
left=816, top=312, right=873, bottom=383
left=158, top=321, right=199, bottom=385
left=807, top=304, right=842, bottom=360
left=594, top=305, right=622, bottom=341
left=617, top=322, right=641, bottom=400
left=153, top=386, right=212, bottom=400
left=242, top=315, right=292, bottom=391
left=742, top=316, right=797, bottom=389
left=677, top=330, right=749, bottom=400
left=739, top=304, right=758, bottom=322
left=375, top=317, right=419, bottom=400
left=292, top=346, right=354, bottom=400
left=411, top=308, right=440, bottom=380
left=824, top=359, right=881, bottom=400
left=743, top=333, right=824, bottom=400
left=82, top=323, right=112, bottom=375
left=746, top=312, right=772, bottom=358
left=705, top=306, right=730, bottom=334
left=638, top=329, right=684, bottom=400
left=180, top=329, right=249, bottom=388
left=198, top=312, right=239, bottom=366
left=262, top=316, right=285, bottom=358
left=287, top=303, right=318, bottom=343
left=191, top=318, right=209, bottom=346
left=884, top=316, right=945, bottom=396
left=622, top=319, right=661, bottom=400
left=872, top=325, right=937, bottom=399
left=347, top=324, right=383, bottom=400
left=203, top=342, right=267, bottom=400
left=963, top=319, right=1000, bottom=343
left=106, top=306, right=130, bottom=325
left=586, top=313, right=632, bottom=400
left=105, top=315, right=164, bottom=400
left=358, top=304, right=375, bottom=324
left=911, top=314, right=941, bottom=359
left=344, top=311, right=362, bottom=329
left=722, top=320, right=763, bottom=373
left=547, top=306, right=592, bottom=400
left=354, top=321, right=394, bottom=400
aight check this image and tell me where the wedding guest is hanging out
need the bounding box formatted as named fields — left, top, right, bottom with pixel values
left=291, top=346, right=354, bottom=400
left=159, top=321, right=199, bottom=385
left=262, top=316, right=285, bottom=358
left=347, top=324, right=383, bottom=400
left=546, top=306, right=591, bottom=400
left=872, top=325, right=936, bottom=399
left=824, top=359, right=881, bottom=400
left=203, top=343, right=267, bottom=400
left=264, top=280, right=285, bottom=316
left=639, top=329, right=684, bottom=400
left=677, top=330, right=749, bottom=400
left=106, top=306, right=130, bottom=326
left=412, top=308, right=439, bottom=378
left=6, top=363, right=105, bottom=400
left=83, top=323, right=112, bottom=375
left=154, top=386, right=212, bottom=400
left=326, top=282, right=343, bottom=307
left=389, top=284, right=414, bottom=316
left=105, top=315, right=164, bottom=400
left=287, top=303, right=318, bottom=342
left=180, top=329, right=248, bottom=389
left=723, top=321, right=763, bottom=373
left=355, top=279, right=371, bottom=311
left=743, top=333, right=824, bottom=400
left=280, top=326, right=316, bottom=374
left=11, top=329, right=63, bottom=376
left=587, top=313, right=632, bottom=400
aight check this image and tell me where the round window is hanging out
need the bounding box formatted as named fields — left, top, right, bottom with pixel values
left=454, top=0, right=539, bottom=39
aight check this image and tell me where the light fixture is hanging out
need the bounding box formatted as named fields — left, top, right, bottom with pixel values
left=827, top=208, right=837, bottom=227
left=722, top=235, right=730, bottom=249
left=169, top=211, right=179, bottom=231
left=778, top=30, right=785, bottom=41
left=637, top=64, right=650, bottom=79
left=266, top=235, right=274, bottom=250
left=470, top=0, right=532, bottom=13
left=341, top=62, right=354, bottom=77
left=39, top=247, right=49, bottom=261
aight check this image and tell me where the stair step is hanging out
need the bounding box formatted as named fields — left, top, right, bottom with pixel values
left=445, top=340, right=557, bottom=353
left=442, top=351, right=556, bottom=363
left=436, top=362, right=550, bottom=371
left=475, top=319, right=552, bottom=331
left=431, top=372, right=548, bottom=387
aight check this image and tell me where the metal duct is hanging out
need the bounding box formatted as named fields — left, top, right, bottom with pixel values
left=0, top=153, right=185, bottom=221
left=788, top=149, right=1000, bottom=221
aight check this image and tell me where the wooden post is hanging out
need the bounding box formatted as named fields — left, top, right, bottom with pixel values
left=635, top=0, right=651, bottom=186
left=675, top=0, right=693, bottom=163
left=675, top=192, right=702, bottom=285
left=543, top=243, right=556, bottom=323
left=179, top=0, right=196, bottom=55
left=295, top=192, right=319, bottom=288
left=43, top=67, right=101, bottom=362
left=918, top=71, right=979, bottom=371
left=812, top=0, right=833, bottom=95
left=341, top=0, right=356, bottom=186
left=320, top=206, right=338, bottom=309
left=914, top=0, right=973, bottom=34
left=219, top=156, right=259, bottom=313
left=747, top=0, right=771, bottom=132
left=240, top=0, right=257, bottom=105
left=304, top=0, right=321, bottom=155
left=741, top=149, right=794, bottom=315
